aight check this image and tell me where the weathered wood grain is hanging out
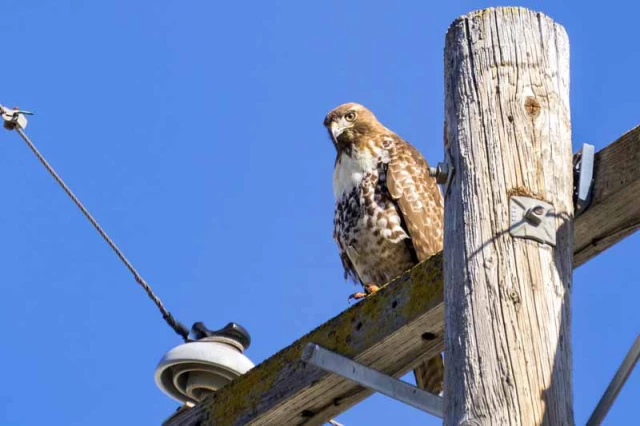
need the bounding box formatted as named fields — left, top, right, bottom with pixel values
left=443, top=7, right=574, bottom=425
left=573, top=125, right=640, bottom=267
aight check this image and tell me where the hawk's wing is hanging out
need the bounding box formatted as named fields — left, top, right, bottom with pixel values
left=384, top=135, right=444, bottom=261
left=384, top=134, right=446, bottom=394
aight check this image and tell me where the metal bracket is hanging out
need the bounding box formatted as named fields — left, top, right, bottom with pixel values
left=0, top=104, right=33, bottom=130
left=573, top=143, right=595, bottom=216
left=429, top=148, right=455, bottom=197
left=301, top=343, right=443, bottom=419
left=587, top=334, right=640, bottom=426
left=509, top=196, right=556, bottom=246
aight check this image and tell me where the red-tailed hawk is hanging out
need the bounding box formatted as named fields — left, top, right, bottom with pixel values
left=324, top=102, right=444, bottom=394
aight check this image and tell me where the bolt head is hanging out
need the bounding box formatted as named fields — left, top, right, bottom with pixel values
left=524, top=206, right=544, bottom=226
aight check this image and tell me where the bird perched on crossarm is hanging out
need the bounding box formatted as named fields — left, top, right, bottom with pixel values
left=324, top=102, right=444, bottom=395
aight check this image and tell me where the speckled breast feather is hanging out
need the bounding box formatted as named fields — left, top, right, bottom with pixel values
left=333, top=140, right=417, bottom=285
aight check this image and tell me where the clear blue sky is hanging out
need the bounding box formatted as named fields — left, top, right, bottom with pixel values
left=1, top=1, right=638, bottom=425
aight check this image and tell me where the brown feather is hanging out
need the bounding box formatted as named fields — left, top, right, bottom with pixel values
left=385, top=134, right=444, bottom=260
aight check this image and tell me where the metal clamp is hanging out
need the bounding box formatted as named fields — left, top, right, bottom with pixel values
left=509, top=196, right=556, bottom=246
left=0, top=104, right=33, bottom=130
left=573, top=143, right=595, bottom=216
left=302, top=343, right=443, bottom=418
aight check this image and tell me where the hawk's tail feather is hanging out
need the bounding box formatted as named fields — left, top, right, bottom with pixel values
left=413, top=354, right=444, bottom=395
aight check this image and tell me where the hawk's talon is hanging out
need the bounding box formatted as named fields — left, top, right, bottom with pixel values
left=347, top=283, right=380, bottom=304
left=363, top=284, right=380, bottom=294
left=348, top=292, right=367, bottom=304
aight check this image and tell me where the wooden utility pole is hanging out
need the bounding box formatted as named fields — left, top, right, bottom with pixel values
left=443, top=7, right=574, bottom=425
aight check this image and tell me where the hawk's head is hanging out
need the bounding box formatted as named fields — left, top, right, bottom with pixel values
left=323, top=103, right=385, bottom=151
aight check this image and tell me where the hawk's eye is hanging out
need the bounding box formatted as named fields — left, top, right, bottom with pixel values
left=344, top=111, right=357, bottom=122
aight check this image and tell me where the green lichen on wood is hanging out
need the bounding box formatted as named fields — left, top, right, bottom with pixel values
left=402, top=253, right=444, bottom=319
left=309, top=307, right=360, bottom=356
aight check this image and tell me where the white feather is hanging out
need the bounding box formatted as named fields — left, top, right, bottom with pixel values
left=333, top=145, right=385, bottom=199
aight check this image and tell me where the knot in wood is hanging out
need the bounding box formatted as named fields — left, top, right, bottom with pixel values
left=509, top=290, right=521, bottom=305
left=524, top=96, right=541, bottom=118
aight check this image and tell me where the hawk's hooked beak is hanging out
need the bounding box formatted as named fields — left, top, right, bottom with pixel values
left=329, top=121, right=345, bottom=143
